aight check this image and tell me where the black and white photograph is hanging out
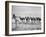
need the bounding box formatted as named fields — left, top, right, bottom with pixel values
left=12, top=6, right=41, bottom=31
left=5, top=1, right=45, bottom=36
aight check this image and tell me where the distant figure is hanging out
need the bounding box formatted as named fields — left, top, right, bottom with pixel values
left=12, top=14, right=15, bottom=23
left=26, top=17, right=30, bottom=23
left=39, top=18, right=41, bottom=21
left=26, top=17, right=29, bottom=21
left=36, top=17, right=41, bottom=24
left=20, top=17, right=25, bottom=23
left=31, top=17, right=34, bottom=23
left=29, top=17, right=31, bottom=23
left=13, top=14, right=15, bottom=19
left=12, top=14, right=16, bottom=30
left=33, top=17, right=36, bottom=23
left=15, top=16, right=22, bottom=23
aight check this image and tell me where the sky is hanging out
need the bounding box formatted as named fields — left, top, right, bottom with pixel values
left=12, top=6, right=41, bottom=17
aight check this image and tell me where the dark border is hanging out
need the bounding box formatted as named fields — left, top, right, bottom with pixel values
left=5, top=1, right=45, bottom=36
